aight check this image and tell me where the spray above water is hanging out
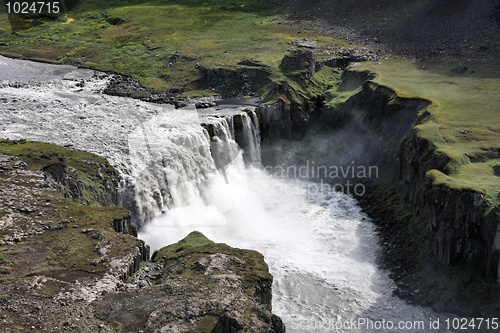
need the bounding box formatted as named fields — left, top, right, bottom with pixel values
left=135, top=114, right=458, bottom=332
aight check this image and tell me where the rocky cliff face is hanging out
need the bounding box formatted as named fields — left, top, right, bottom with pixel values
left=319, top=80, right=430, bottom=172
left=0, top=144, right=149, bottom=331
left=257, top=50, right=325, bottom=142
left=94, top=232, right=285, bottom=333
left=254, top=52, right=499, bottom=314
left=319, top=81, right=500, bottom=314
left=398, top=129, right=500, bottom=283
left=0, top=140, right=285, bottom=332
left=196, top=60, right=272, bottom=97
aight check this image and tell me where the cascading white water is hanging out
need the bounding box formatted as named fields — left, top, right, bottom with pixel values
left=239, top=111, right=262, bottom=164
left=0, top=55, right=257, bottom=226
left=0, top=56, right=467, bottom=333
left=250, top=111, right=262, bottom=163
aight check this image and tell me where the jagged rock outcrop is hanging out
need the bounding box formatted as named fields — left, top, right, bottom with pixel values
left=257, top=98, right=293, bottom=142
left=281, top=49, right=317, bottom=80
left=93, top=231, right=286, bottom=333
left=34, top=150, right=121, bottom=207
left=104, top=75, right=180, bottom=103
left=257, top=80, right=322, bottom=143
left=196, top=60, right=272, bottom=97
left=0, top=141, right=149, bottom=331
left=0, top=141, right=285, bottom=331
left=112, top=215, right=137, bottom=236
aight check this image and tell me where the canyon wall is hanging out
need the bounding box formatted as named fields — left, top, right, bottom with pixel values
left=255, top=60, right=499, bottom=314
left=399, top=129, right=500, bottom=282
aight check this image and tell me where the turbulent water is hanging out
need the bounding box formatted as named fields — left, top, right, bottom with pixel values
left=0, top=56, right=467, bottom=332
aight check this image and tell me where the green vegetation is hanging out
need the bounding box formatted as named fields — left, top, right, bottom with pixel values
left=0, top=139, right=119, bottom=206
left=0, top=200, right=135, bottom=277
left=153, top=231, right=214, bottom=259
left=352, top=59, right=500, bottom=205
left=154, top=231, right=271, bottom=296
left=0, top=140, right=141, bottom=282
left=0, top=254, right=10, bottom=264
left=323, top=70, right=375, bottom=107
left=0, top=139, right=109, bottom=167
left=196, top=315, right=219, bottom=332
left=0, top=0, right=344, bottom=94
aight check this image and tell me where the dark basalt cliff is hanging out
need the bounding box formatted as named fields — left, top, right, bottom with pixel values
left=332, top=83, right=500, bottom=315
left=399, top=129, right=499, bottom=279
left=255, top=55, right=499, bottom=315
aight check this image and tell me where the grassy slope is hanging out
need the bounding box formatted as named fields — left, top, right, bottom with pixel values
left=0, top=2, right=498, bottom=211
left=353, top=59, right=500, bottom=205
left=0, top=139, right=119, bottom=206
left=0, top=140, right=139, bottom=282
left=0, top=0, right=344, bottom=93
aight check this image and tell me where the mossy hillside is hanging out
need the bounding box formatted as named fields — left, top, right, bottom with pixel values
left=0, top=139, right=119, bottom=206
left=350, top=59, right=500, bottom=206
left=1, top=205, right=135, bottom=278
left=154, top=231, right=272, bottom=297
left=0, top=140, right=141, bottom=283
left=0, top=0, right=346, bottom=94
left=0, top=139, right=108, bottom=166
left=152, top=230, right=214, bottom=258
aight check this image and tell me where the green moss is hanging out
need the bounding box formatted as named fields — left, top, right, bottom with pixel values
left=155, top=232, right=271, bottom=297
left=196, top=315, right=218, bottom=332
left=0, top=140, right=142, bottom=279
left=0, top=277, right=17, bottom=285
left=0, top=0, right=346, bottom=94
left=153, top=231, right=214, bottom=261
left=0, top=254, right=10, bottom=264
left=0, top=267, right=11, bottom=274
left=351, top=59, right=500, bottom=203
left=0, top=139, right=109, bottom=168
left=0, top=139, right=119, bottom=206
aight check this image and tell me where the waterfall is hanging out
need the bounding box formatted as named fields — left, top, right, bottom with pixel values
left=240, top=111, right=262, bottom=165
left=0, top=54, right=262, bottom=228
left=250, top=111, right=262, bottom=164
left=123, top=111, right=217, bottom=225
left=124, top=107, right=260, bottom=227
